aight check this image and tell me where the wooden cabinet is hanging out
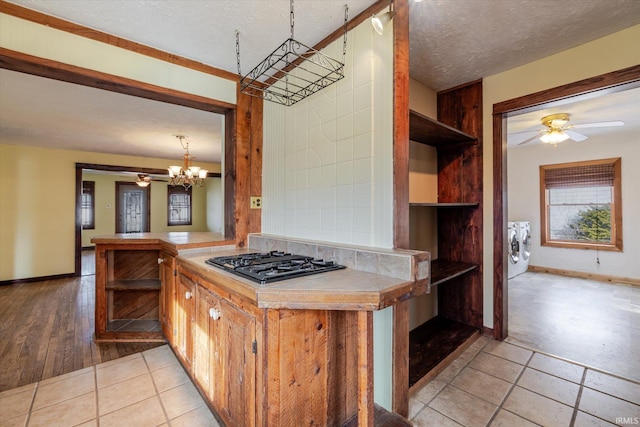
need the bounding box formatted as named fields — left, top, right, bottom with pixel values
left=408, top=81, right=483, bottom=389
left=173, top=267, right=195, bottom=370
left=159, top=251, right=176, bottom=342
left=195, top=284, right=256, bottom=427
left=94, top=244, right=164, bottom=342
left=172, top=262, right=400, bottom=426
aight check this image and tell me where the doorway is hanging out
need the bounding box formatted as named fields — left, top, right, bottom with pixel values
left=115, top=182, right=151, bottom=233
left=492, top=65, right=640, bottom=340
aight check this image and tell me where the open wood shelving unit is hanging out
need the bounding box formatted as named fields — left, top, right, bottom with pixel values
left=408, top=81, right=484, bottom=391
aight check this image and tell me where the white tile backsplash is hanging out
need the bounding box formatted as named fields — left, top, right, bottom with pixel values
left=336, top=162, right=354, bottom=186
left=336, top=136, right=354, bottom=163
left=353, top=132, right=372, bottom=159
left=353, top=158, right=372, bottom=184
left=263, top=18, right=393, bottom=248
left=353, top=107, right=372, bottom=136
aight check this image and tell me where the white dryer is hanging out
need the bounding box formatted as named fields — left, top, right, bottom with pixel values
left=507, top=222, right=520, bottom=279
left=518, top=221, right=531, bottom=275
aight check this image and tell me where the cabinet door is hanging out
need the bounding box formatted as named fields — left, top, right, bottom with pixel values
left=193, top=286, right=217, bottom=400
left=195, top=286, right=256, bottom=427
left=160, top=253, right=175, bottom=341
left=174, top=272, right=195, bottom=371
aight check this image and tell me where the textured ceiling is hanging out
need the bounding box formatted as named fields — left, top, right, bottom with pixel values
left=1, top=0, right=639, bottom=162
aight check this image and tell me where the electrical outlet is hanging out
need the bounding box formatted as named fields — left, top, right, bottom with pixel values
left=250, top=197, right=262, bottom=209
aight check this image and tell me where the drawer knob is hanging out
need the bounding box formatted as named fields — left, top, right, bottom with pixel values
left=209, top=307, right=221, bottom=320
left=185, top=291, right=192, bottom=300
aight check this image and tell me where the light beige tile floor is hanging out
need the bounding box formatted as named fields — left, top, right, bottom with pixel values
left=0, top=345, right=220, bottom=427
left=1, top=338, right=638, bottom=426
left=409, top=337, right=640, bottom=427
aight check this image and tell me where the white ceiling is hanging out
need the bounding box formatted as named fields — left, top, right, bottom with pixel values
left=1, top=0, right=639, bottom=161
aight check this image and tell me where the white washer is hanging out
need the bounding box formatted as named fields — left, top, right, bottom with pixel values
left=507, top=222, right=521, bottom=279
left=518, top=221, right=531, bottom=275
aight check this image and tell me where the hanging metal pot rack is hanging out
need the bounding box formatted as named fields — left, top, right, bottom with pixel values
left=236, top=0, right=349, bottom=106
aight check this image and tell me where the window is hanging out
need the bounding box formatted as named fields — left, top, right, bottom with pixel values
left=81, top=181, right=95, bottom=229
left=168, top=185, right=192, bottom=226
left=540, top=158, right=622, bottom=251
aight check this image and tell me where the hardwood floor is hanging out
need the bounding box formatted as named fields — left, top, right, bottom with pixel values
left=0, top=249, right=163, bottom=392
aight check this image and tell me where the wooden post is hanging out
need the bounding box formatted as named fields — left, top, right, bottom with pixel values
left=357, top=311, right=374, bottom=426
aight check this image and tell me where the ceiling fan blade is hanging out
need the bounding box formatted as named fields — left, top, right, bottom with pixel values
left=565, top=129, right=588, bottom=142
left=517, top=133, right=543, bottom=146
left=570, top=120, right=624, bottom=129
left=508, top=128, right=545, bottom=136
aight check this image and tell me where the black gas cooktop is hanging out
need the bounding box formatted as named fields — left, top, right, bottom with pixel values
left=205, top=251, right=346, bottom=285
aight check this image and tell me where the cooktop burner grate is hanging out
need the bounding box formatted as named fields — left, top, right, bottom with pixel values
left=205, top=251, right=346, bottom=284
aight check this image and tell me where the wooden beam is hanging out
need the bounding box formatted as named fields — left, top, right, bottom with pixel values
left=356, top=311, right=374, bottom=427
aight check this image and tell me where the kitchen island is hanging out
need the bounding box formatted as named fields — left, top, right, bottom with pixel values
left=93, top=232, right=430, bottom=426
left=91, top=232, right=233, bottom=342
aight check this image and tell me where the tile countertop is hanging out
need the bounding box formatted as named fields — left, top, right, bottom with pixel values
left=176, top=234, right=431, bottom=311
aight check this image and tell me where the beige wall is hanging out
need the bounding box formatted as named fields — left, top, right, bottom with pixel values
left=482, top=24, right=640, bottom=328
left=0, top=143, right=220, bottom=281
left=81, top=171, right=218, bottom=247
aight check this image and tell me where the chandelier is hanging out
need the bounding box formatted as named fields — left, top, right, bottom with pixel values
left=167, top=135, right=208, bottom=188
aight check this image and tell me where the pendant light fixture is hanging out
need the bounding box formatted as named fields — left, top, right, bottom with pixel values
left=372, top=0, right=395, bottom=35
left=167, top=135, right=208, bottom=189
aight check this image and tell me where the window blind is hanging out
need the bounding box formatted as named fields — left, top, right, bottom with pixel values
left=544, top=162, right=615, bottom=189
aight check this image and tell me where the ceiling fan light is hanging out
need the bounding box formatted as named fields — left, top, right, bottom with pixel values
left=540, top=129, right=569, bottom=144
left=136, top=180, right=151, bottom=188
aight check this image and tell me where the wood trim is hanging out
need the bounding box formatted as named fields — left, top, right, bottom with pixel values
left=225, top=109, right=237, bottom=239
left=494, top=64, right=640, bottom=115
left=77, top=163, right=222, bottom=178
left=75, top=166, right=83, bottom=275
left=482, top=326, right=494, bottom=337
left=492, top=66, right=640, bottom=341
left=527, top=265, right=640, bottom=286
left=0, top=48, right=235, bottom=114
left=0, top=0, right=238, bottom=82
left=0, top=273, right=76, bottom=286
left=492, top=113, right=508, bottom=340
left=392, top=0, right=410, bottom=417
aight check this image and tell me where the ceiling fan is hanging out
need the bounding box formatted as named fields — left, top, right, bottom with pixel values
left=511, top=113, right=625, bottom=146
left=135, top=173, right=168, bottom=187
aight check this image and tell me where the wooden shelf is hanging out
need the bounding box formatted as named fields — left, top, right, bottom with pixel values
left=410, top=202, right=479, bottom=208
left=106, top=279, right=161, bottom=291
left=409, top=110, right=476, bottom=148
left=409, top=316, right=480, bottom=389
left=431, top=259, right=478, bottom=287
